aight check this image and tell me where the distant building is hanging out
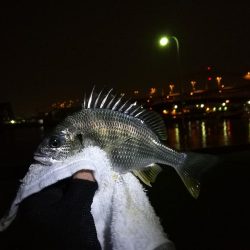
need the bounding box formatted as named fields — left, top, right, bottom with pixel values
left=0, top=102, right=14, bottom=123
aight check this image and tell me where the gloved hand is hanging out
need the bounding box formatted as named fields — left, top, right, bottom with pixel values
left=2, top=171, right=101, bottom=250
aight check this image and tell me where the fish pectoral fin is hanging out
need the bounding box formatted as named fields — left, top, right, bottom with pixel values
left=132, top=164, right=162, bottom=187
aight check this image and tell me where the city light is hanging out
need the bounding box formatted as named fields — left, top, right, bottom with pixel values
left=243, top=72, right=250, bottom=80
left=169, top=83, right=175, bottom=95
left=216, top=76, right=222, bottom=90
left=149, top=88, right=157, bottom=95
left=190, top=81, right=196, bottom=91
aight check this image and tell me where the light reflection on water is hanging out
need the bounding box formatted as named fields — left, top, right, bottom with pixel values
left=248, top=121, right=250, bottom=142
left=165, top=118, right=250, bottom=150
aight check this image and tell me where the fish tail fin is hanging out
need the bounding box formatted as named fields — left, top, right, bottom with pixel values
left=175, top=152, right=218, bottom=198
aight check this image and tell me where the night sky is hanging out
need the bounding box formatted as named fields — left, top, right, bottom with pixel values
left=1, top=1, right=249, bottom=117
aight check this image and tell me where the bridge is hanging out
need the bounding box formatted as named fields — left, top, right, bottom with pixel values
left=143, top=83, right=250, bottom=106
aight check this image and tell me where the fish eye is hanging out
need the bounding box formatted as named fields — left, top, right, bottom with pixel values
left=49, top=136, right=64, bottom=148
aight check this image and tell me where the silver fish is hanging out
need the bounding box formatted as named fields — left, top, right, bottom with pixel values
left=34, top=87, right=217, bottom=198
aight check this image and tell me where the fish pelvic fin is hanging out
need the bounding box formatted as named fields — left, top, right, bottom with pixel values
left=132, top=164, right=162, bottom=187
left=175, top=152, right=219, bottom=199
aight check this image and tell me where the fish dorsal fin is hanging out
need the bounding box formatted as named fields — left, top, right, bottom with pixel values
left=132, top=164, right=162, bottom=187
left=135, top=110, right=167, bottom=141
left=82, top=87, right=167, bottom=140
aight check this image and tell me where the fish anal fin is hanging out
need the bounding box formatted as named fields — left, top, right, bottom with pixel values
left=132, top=164, right=162, bottom=187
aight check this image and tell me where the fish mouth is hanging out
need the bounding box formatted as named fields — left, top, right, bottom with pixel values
left=33, top=154, right=53, bottom=166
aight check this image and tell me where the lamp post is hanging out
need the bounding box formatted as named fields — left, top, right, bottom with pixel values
left=159, top=35, right=187, bottom=149
left=159, top=36, right=180, bottom=58
left=190, top=80, right=197, bottom=93
left=159, top=36, right=182, bottom=95
left=216, top=76, right=222, bottom=90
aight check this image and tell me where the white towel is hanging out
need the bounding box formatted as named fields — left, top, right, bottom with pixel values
left=0, top=146, right=175, bottom=250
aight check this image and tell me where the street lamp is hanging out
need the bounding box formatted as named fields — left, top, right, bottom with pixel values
left=216, top=76, right=222, bottom=90
left=159, top=37, right=169, bottom=46
left=158, top=35, right=181, bottom=94
left=159, top=35, right=187, bottom=149
left=159, top=36, right=180, bottom=58
left=169, top=83, right=175, bottom=95
left=190, top=80, right=196, bottom=92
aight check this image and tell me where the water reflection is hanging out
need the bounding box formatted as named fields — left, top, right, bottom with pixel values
left=201, top=121, right=206, bottom=148
left=249, top=121, right=250, bottom=142
left=222, top=120, right=231, bottom=146
left=166, top=118, right=250, bottom=150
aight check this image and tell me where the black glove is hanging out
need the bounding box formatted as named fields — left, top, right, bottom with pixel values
left=1, top=178, right=101, bottom=250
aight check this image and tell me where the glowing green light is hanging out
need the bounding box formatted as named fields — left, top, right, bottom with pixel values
left=159, top=37, right=169, bottom=46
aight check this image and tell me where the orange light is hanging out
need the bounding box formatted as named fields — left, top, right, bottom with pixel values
left=149, top=88, right=157, bottom=94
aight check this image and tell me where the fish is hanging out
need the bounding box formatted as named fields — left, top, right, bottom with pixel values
left=34, top=87, right=217, bottom=198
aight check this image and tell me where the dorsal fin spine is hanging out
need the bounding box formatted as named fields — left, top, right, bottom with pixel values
left=112, top=96, right=123, bottom=110
left=87, top=86, right=95, bottom=108
left=94, top=89, right=104, bottom=108
left=106, top=94, right=117, bottom=109
left=134, top=109, right=146, bottom=117
left=118, top=99, right=130, bottom=112
left=130, top=105, right=143, bottom=116
left=100, top=89, right=113, bottom=108
left=124, top=101, right=137, bottom=114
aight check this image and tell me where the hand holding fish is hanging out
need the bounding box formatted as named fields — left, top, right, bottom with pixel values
left=73, top=170, right=96, bottom=182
